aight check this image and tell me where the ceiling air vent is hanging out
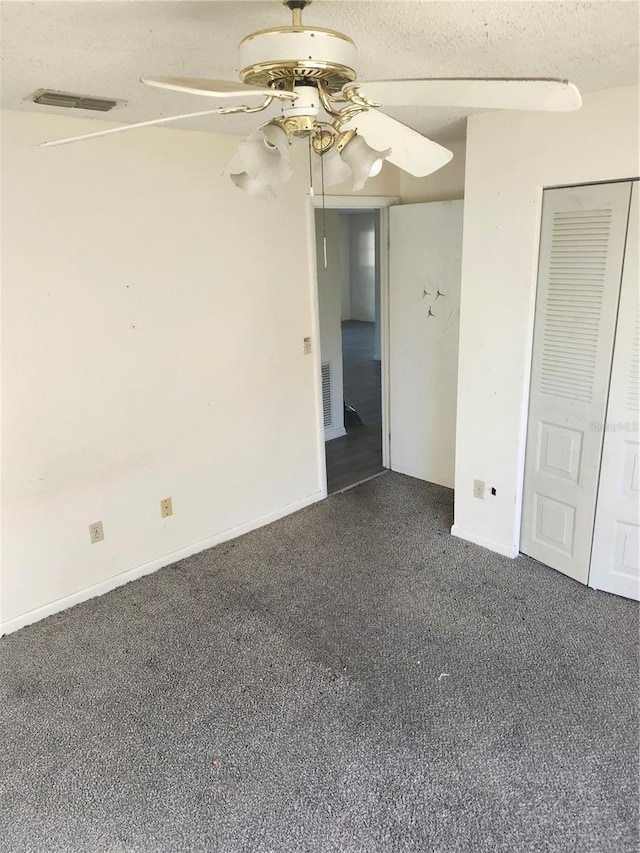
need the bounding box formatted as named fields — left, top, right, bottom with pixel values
left=28, top=89, right=121, bottom=112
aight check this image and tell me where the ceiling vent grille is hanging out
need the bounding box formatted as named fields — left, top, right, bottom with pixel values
left=28, top=89, right=121, bottom=112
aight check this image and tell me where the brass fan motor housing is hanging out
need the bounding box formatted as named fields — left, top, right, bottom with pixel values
left=239, top=26, right=358, bottom=94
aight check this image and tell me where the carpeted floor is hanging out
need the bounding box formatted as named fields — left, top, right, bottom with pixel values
left=1, top=473, right=638, bottom=853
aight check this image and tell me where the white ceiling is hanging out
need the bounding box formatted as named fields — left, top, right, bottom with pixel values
left=1, top=0, right=638, bottom=143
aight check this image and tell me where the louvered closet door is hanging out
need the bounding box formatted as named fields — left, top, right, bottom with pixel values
left=589, top=182, right=639, bottom=600
left=521, top=181, right=633, bottom=583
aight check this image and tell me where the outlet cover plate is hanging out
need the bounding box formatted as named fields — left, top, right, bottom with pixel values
left=89, top=520, right=104, bottom=543
left=160, top=497, right=173, bottom=518
left=473, top=479, right=485, bottom=499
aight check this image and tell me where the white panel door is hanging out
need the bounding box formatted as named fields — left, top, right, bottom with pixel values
left=590, top=182, right=640, bottom=600
left=521, top=182, right=633, bottom=582
left=389, top=200, right=463, bottom=488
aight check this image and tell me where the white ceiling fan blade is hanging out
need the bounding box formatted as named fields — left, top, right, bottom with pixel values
left=40, top=107, right=229, bottom=147
left=343, top=109, right=453, bottom=178
left=141, top=76, right=295, bottom=102
left=356, top=78, right=582, bottom=112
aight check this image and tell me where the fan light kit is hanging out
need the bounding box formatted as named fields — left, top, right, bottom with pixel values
left=41, top=0, right=583, bottom=197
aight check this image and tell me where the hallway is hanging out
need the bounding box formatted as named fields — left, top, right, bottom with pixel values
left=325, top=320, right=383, bottom=493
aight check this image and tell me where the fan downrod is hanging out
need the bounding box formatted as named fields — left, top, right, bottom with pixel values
left=284, top=0, right=311, bottom=27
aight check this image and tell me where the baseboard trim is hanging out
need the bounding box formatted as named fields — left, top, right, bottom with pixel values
left=1, top=490, right=324, bottom=637
left=450, top=524, right=518, bottom=558
left=330, top=469, right=387, bottom=495
left=325, top=426, right=347, bottom=441
left=390, top=464, right=454, bottom=490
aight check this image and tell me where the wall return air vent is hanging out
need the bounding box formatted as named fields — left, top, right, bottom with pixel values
left=321, top=362, right=332, bottom=428
left=28, top=89, right=122, bottom=112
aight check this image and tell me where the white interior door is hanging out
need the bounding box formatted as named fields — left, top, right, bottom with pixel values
left=389, top=200, right=463, bottom=487
left=315, top=210, right=346, bottom=441
left=521, top=181, right=633, bottom=583
left=589, top=182, right=640, bottom=600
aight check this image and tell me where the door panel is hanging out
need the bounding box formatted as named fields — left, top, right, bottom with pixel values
left=389, top=201, right=463, bottom=487
left=521, top=182, right=633, bottom=582
left=589, top=182, right=639, bottom=600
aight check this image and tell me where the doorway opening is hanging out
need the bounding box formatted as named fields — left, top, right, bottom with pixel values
left=315, top=207, right=385, bottom=493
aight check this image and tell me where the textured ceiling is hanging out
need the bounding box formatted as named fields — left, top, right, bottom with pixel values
left=1, top=0, right=638, bottom=143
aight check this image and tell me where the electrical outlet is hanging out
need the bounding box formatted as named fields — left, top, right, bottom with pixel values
left=160, top=497, right=173, bottom=518
left=303, top=336, right=312, bottom=355
left=473, top=479, right=485, bottom=499
left=89, top=520, right=104, bottom=544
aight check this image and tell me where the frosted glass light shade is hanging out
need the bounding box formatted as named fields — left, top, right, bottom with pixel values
left=340, top=134, right=391, bottom=191
left=226, top=123, right=292, bottom=187
left=312, top=146, right=352, bottom=188
left=261, top=122, right=289, bottom=156
left=229, top=172, right=275, bottom=200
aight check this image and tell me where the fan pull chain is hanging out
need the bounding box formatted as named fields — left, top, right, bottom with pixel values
left=307, top=136, right=314, bottom=195
left=320, top=145, right=328, bottom=270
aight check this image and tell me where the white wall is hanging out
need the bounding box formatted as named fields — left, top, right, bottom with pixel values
left=348, top=212, right=377, bottom=322
left=1, top=110, right=323, bottom=632
left=315, top=210, right=346, bottom=441
left=400, top=140, right=466, bottom=203
left=453, top=85, right=640, bottom=557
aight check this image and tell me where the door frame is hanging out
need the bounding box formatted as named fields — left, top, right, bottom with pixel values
left=306, top=194, right=399, bottom=498
left=518, top=179, right=635, bottom=575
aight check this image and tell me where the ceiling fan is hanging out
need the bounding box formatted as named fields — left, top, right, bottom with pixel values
left=42, top=0, right=582, bottom=196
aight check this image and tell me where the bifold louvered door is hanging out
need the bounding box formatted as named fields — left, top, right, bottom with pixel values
left=589, top=183, right=639, bottom=600
left=521, top=181, right=634, bottom=583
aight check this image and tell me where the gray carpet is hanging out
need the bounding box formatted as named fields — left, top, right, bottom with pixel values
left=1, top=473, right=638, bottom=853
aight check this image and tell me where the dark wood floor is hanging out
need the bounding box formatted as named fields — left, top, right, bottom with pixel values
left=325, top=321, right=384, bottom=494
